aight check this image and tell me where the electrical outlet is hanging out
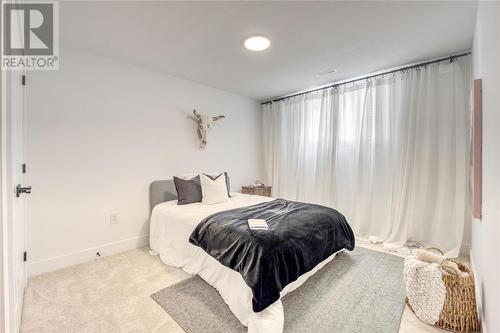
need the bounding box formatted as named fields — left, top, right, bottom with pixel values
left=110, top=213, right=119, bottom=225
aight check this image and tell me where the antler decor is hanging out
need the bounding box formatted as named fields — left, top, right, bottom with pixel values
left=188, top=109, right=225, bottom=149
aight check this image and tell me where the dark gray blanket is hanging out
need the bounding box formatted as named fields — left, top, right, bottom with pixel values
left=189, top=199, right=355, bottom=312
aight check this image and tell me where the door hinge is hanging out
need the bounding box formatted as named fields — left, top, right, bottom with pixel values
left=23, top=251, right=27, bottom=262
left=22, top=75, right=26, bottom=86
left=22, top=163, right=26, bottom=174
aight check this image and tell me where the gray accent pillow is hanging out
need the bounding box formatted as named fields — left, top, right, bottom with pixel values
left=203, top=172, right=231, bottom=198
left=173, top=175, right=202, bottom=205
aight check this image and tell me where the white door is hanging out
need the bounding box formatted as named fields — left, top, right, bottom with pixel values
left=2, top=69, right=28, bottom=333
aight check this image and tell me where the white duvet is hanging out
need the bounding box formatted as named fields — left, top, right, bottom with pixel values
left=149, top=193, right=341, bottom=333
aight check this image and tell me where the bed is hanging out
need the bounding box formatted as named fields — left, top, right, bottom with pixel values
left=149, top=179, right=354, bottom=333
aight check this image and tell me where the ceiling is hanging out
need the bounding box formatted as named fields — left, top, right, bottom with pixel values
left=60, top=1, right=477, bottom=101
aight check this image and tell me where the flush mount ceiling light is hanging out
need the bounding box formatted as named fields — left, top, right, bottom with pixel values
left=244, top=35, right=271, bottom=51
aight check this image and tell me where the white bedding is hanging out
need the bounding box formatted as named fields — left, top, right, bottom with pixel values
left=149, top=193, right=341, bottom=333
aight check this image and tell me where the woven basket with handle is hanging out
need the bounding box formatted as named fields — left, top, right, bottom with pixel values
left=408, top=247, right=479, bottom=332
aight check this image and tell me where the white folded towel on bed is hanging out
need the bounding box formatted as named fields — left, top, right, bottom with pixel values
left=248, top=219, right=269, bottom=230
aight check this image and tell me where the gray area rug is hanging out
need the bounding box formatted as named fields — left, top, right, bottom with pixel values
left=151, top=247, right=406, bottom=333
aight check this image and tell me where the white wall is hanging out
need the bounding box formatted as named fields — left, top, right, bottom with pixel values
left=26, top=45, right=263, bottom=275
left=471, top=3, right=500, bottom=333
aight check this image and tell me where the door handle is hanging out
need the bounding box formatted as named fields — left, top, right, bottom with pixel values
left=16, top=185, right=32, bottom=197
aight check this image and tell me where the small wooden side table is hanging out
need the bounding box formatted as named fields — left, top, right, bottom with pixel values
left=241, top=185, right=272, bottom=197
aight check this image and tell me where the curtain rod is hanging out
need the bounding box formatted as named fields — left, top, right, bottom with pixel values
left=261, top=51, right=471, bottom=105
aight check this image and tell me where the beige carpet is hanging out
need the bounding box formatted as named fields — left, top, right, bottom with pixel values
left=21, top=245, right=448, bottom=333
left=21, top=248, right=189, bottom=333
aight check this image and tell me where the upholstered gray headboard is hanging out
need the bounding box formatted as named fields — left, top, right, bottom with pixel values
left=150, top=180, right=177, bottom=211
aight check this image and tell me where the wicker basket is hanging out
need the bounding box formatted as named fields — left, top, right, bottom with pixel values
left=408, top=248, right=479, bottom=332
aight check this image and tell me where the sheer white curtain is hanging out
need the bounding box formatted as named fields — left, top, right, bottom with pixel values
left=263, top=56, right=471, bottom=256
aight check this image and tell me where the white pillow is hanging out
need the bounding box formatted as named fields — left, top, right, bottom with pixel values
left=200, top=174, right=229, bottom=204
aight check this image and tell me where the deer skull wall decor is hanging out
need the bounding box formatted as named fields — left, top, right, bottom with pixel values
left=188, top=109, right=225, bottom=149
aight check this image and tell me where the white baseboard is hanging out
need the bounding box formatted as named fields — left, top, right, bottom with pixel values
left=27, top=234, right=149, bottom=277
left=482, top=321, right=487, bottom=333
